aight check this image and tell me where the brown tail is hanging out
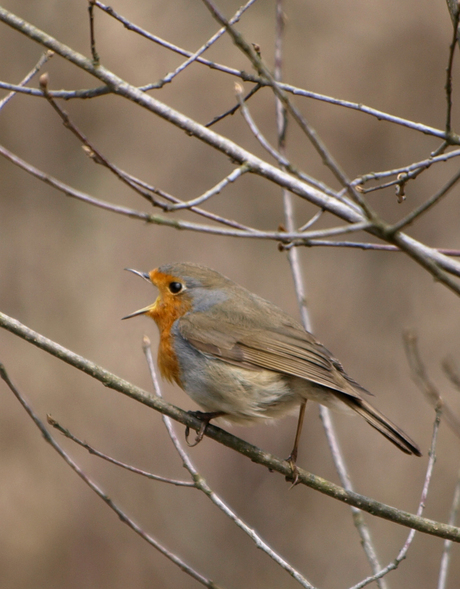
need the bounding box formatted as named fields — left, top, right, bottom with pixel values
left=338, top=394, right=422, bottom=456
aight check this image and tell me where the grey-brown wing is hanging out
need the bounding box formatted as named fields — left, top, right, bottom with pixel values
left=178, top=312, right=370, bottom=397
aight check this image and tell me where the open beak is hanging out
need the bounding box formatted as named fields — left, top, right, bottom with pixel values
left=122, top=268, right=155, bottom=320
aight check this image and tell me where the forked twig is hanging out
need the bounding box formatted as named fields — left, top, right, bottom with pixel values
left=0, top=363, right=221, bottom=589
left=47, top=415, right=194, bottom=487
left=142, top=337, right=316, bottom=589
left=350, top=408, right=442, bottom=589
left=403, top=330, right=460, bottom=439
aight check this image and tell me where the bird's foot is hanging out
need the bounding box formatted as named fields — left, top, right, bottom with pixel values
left=286, top=452, right=300, bottom=489
left=185, top=411, right=225, bottom=446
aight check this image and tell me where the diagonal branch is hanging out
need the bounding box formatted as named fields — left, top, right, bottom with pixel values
left=1, top=310, right=460, bottom=543
left=0, top=363, right=223, bottom=589
left=403, top=330, right=460, bottom=439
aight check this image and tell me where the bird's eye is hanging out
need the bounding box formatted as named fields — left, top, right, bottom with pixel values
left=168, top=281, right=183, bottom=294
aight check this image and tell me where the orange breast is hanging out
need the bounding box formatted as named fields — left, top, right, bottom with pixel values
left=145, top=272, right=192, bottom=388
left=157, top=325, right=183, bottom=386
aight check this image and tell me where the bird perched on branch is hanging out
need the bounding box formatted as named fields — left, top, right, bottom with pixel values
left=123, top=262, right=421, bottom=471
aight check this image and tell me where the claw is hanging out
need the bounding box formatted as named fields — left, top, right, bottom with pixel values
left=286, top=455, right=300, bottom=489
left=185, top=420, right=208, bottom=446
left=185, top=410, right=225, bottom=446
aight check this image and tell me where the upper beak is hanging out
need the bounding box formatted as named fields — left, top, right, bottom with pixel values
left=124, top=268, right=151, bottom=282
left=122, top=268, right=154, bottom=320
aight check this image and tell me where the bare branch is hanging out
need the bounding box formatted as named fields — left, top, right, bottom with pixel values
left=403, top=330, right=460, bottom=439
left=206, top=83, right=262, bottom=128
left=156, top=0, right=258, bottom=88
left=319, top=409, right=388, bottom=589
left=201, top=0, right=374, bottom=217
left=165, top=164, right=249, bottom=211
left=445, top=5, right=460, bottom=135
left=47, top=415, right=194, bottom=487
left=349, top=408, right=442, bottom=589
left=390, top=167, right=460, bottom=233
left=300, top=240, right=460, bottom=256
left=1, top=311, right=459, bottom=541
left=0, top=143, right=373, bottom=244
left=88, top=0, right=100, bottom=65
left=0, top=363, right=222, bottom=589
left=123, top=173, right=257, bottom=231
left=442, top=356, right=460, bottom=391
left=438, top=467, right=460, bottom=589
left=0, top=50, right=53, bottom=111
left=39, top=74, right=164, bottom=207
left=93, top=0, right=244, bottom=81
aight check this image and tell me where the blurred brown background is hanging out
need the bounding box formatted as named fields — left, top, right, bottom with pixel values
left=1, top=1, right=460, bottom=588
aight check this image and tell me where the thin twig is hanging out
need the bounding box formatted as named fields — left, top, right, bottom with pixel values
left=0, top=144, right=333, bottom=240
left=235, top=83, right=346, bottom=204
left=355, top=162, right=433, bottom=199
left=438, top=466, right=460, bottom=589
left=297, top=210, right=323, bottom=232
left=445, top=5, right=460, bottom=135
left=390, top=167, right=460, bottom=234
left=442, top=356, right=460, bottom=391
left=273, top=0, right=311, bottom=331
left=274, top=6, right=386, bottom=584
left=47, top=415, right=194, bottom=486
left=0, top=363, right=221, bottom=589
left=0, top=80, right=112, bottom=99
left=205, top=83, right=262, bottom=127
left=94, top=0, right=241, bottom=80
left=0, top=144, right=166, bottom=222
left=164, top=164, right=249, bottom=211
left=349, top=407, right=441, bottom=589
left=290, top=239, right=460, bottom=257
left=0, top=76, right=454, bottom=143
left=0, top=142, right=373, bottom=243
left=403, top=330, right=460, bottom=439
left=237, top=84, right=291, bottom=167
left=88, top=0, right=100, bottom=65
left=124, top=173, right=257, bottom=231
left=39, top=74, right=164, bottom=208
left=320, top=408, right=388, bottom=589
left=2, top=74, right=453, bottom=144
left=152, top=0, right=258, bottom=89
left=283, top=84, right=458, bottom=142
left=0, top=0, right=457, bottom=150
left=0, top=50, right=53, bottom=111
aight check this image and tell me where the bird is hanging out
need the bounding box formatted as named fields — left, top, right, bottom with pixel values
left=123, top=262, right=421, bottom=469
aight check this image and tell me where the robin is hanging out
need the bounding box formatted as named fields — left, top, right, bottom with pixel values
left=123, top=262, right=421, bottom=468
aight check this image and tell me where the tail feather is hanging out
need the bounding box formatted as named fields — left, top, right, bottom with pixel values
left=338, top=394, right=422, bottom=456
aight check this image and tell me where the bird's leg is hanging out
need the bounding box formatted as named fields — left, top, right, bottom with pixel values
left=286, top=400, right=307, bottom=486
left=185, top=411, right=226, bottom=446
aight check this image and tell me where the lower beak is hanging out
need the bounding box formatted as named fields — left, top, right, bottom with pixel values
left=122, top=302, right=156, bottom=320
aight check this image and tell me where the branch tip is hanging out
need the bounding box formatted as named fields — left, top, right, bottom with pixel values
left=39, top=72, right=49, bottom=90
